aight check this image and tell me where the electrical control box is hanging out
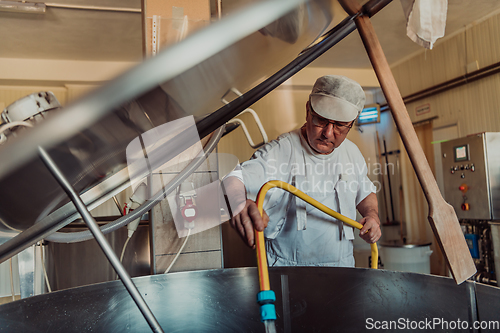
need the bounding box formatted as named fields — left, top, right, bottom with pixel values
left=441, top=132, right=500, bottom=220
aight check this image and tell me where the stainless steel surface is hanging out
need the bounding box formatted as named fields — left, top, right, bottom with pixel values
left=112, top=196, right=124, bottom=216
left=489, top=222, right=500, bottom=287
left=486, top=133, right=500, bottom=220
left=148, top=173, right=156, bottom=275
left=0, top=229, right=17, bottom=246
left=441, top=132, right=500, bottom=220
left=17, top=245, right=34, bottom=299
left=38, top=147, right=163, bottom=333
left=0, top=0, right=335, bottom=251
left=0, top=166, right=132, bottom=262
left=466, top=282, right=479, bottom=333
left=47, top=224, right=150, bottom=291
left=0, top=267, right=499, bottom=332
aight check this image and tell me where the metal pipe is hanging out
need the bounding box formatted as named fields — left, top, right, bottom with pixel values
left=112, top=196, right=124, bottom=216
left=375, top=131, right=390, bottom=224
left=148, top=172, right=156, bottom=275
left=466, top=282, right=479, bottom=333
left=195, top=16, right=358, bottom=138
left=380, top=61, right=500, bottom=112
left=37, top=147, right=163, bottom=333
left=383, top=139, right=395, bottom=222
left=363, top=0, right=393, bottom=17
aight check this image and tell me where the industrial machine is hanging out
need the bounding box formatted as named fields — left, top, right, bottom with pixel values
left=442, top=132, right=500, bottom=285
left=441, top=133, right=500, bottom=220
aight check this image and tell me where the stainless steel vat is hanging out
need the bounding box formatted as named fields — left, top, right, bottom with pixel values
left=0, top=267, right=498, bottom=332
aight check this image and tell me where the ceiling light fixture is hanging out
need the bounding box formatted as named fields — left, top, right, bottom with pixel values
left=0, top=1, right=46, bottom=14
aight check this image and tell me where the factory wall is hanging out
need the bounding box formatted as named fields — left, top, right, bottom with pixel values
left=392, top=11, right=500, bottom=135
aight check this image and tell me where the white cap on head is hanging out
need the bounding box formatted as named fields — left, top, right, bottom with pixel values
left=309, top=75, right=366, bottom=122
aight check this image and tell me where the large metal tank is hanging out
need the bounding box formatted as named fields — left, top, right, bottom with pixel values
left=0, top=267, right=498, bottom=332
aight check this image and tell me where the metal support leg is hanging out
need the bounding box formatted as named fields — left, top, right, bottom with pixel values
left=466, top=281, right=479, bottom=333
left=148, top=173, right=156, bottom=275
left=38, top=147, right=164, bottom=333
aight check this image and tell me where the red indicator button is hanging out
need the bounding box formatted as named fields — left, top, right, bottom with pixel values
left=459, top=184, right=468, bottom=193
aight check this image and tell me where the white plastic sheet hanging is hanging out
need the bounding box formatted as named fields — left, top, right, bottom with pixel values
left=400, top=0, right=448, bottom=49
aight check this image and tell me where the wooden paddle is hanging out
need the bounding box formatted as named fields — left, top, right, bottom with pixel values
left=339, top=0, right=475, bottom=284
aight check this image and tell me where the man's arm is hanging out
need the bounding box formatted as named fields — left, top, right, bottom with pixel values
left=222, top=176, right=269, bottom=249
left=356, top=192, right=381, bottom=243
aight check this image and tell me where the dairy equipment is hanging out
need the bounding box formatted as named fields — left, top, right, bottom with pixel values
left=441, top=132, right=500, bottom=220
left=442, top=133, right=500, bottom=285
left=0, top=267, right=499, bottom=332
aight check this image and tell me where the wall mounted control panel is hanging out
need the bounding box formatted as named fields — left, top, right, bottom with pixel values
left=441, top=132, right=500, bottom=220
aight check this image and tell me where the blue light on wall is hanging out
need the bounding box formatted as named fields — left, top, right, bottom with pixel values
left=357, top=103, right=380, bottom=125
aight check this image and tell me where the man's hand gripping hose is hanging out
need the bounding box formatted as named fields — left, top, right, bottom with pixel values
left=253, top=180, right=379, bottom=330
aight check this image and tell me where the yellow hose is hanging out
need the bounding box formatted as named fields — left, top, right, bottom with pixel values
left=255, top=180, right=378, bottom=291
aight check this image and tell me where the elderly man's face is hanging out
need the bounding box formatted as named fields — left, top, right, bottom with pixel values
left=304, top=102, right=354, bottom=154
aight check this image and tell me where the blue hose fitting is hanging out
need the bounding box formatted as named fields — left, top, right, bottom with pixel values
left=257, top=290, right=276, bottom=321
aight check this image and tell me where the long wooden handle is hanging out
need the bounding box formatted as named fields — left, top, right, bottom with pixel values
left=339, top=0, right=476, bottom=284
left=357, top=15, right=442, bottom=205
